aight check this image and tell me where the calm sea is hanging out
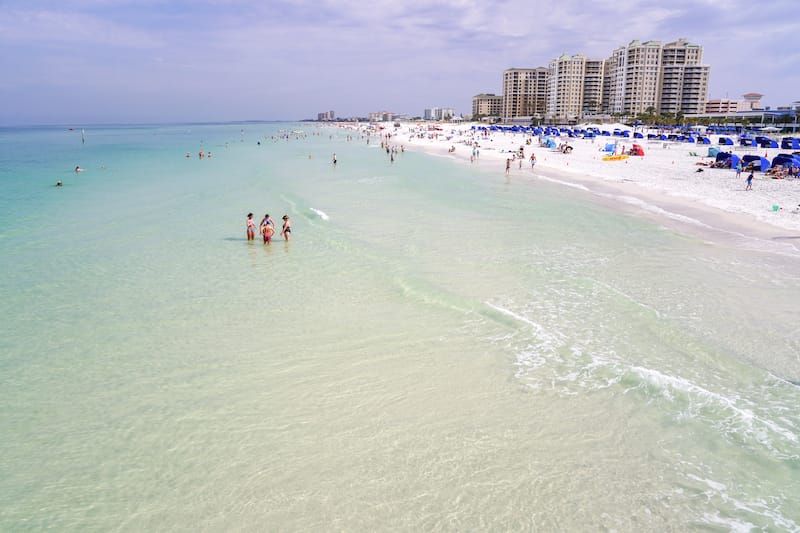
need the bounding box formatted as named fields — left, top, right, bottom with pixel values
left=1, top=123, right=798, bottom=531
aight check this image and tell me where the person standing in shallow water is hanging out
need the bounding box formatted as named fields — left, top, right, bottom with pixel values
left=246, top=213, right=256, bottom=241
left=280, top=215, right=291, bottom=241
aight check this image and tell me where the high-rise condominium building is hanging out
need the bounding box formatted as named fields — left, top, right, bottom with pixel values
left=543, top=54, right=605, bottom=120
left=502, top=68, right=548, bottom=120
left=658, top=38, right=710, bottom=115
left=604, top=40, right=663, bottom=115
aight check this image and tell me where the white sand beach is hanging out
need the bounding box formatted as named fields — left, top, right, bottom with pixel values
left=365, top=122, right=800, bottom=246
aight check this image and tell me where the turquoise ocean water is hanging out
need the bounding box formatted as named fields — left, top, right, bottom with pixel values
left=1, top=123, right=799, bottom=530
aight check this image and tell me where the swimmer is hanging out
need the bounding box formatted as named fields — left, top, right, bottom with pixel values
left=246, top=212, right=256, bottom=241
left=56, top=181, right=62, bottom=187
left=332, top=153, right=337, bottom=165
left=74, top=166, right=83, bottom=172
left=280, top=215, right=291, bottom=241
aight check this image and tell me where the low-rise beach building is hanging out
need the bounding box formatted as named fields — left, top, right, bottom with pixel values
left=471, top=94, right=503, bottom=119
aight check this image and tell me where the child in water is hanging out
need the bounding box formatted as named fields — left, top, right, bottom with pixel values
left=261, top=221, right=274, bottom=244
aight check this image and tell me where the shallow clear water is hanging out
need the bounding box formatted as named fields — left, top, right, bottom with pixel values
left=1, top=123, right=799, bottom=531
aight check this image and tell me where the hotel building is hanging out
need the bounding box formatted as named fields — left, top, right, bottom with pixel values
left=547, top=54, right=587, bottom=120
left=501, top=68, right=548, bottom=120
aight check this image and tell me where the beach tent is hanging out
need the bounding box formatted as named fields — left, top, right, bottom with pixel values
left=759, top=139, right=779, bottom=149
left=629, top=144, right=645, bottom=156
left=742, top=155, right=771, bottom=172
left=740, top=138, right=757, bottom=147
left=708, top=147, right=720, bottom=157
left=715, top=152, right=739, bottom=168
left=772, top=154, right=800, bottom=168
left=718, top=137, right=734, bottom=145
left=543, top=138, right=557, bottom=149
left=603, top=143, right=616, bottom=153
left=634, top=132, right=644, bottom=139
left=697, top=137, right=711, bottom=144
left=781, top=138, right=800, bottom=149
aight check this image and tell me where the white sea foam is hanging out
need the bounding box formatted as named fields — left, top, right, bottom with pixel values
left=309, top=207, right=329, bottom=220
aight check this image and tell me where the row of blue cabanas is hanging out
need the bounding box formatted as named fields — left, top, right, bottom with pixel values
left=471, top=125, right=638, bottom=139
left=648, top=133, right=712, bottom=144
left=714, top=151, right=800, bottom=171
left=471, top=126, right=800, bottom=151
left=738, top=135, right=779, bottom=148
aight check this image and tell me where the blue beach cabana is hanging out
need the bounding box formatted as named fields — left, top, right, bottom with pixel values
left=772, top=154, right=800, bottom=169
left=781, top=138, right=800, bottom=150
left=758, top=138, right=779, bottom=149
left=718, top=137, right=734, bottom=145
left=715, top=152, right=740, bottom=168
left=742, top=155, right=770, bottom=172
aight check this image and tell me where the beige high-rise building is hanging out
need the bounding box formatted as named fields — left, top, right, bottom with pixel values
left=502, top=68, right=548, bottom=120
left=547, top=54, right=586, bottom=120
left=659, top=38, right=710, bottom=115
left=604, top=40, right=663, bottom=115
left=582, top=59, right=605, bottom=115
left=472, top=93, right=504, bottom=118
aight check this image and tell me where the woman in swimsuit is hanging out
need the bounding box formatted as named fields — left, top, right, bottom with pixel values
left=280, top=215, right=291, bottom=241
left=246, top=213, right=256, bottom=241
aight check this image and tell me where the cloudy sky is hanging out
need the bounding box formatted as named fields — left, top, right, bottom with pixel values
left=1, top=0, right=797, bottom=125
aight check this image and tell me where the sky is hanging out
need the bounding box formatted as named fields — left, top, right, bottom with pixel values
left=1, top=0, right=798, bottom=125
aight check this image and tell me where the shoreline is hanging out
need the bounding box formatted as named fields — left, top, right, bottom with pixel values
left=381, top=122, right=800, bottom=256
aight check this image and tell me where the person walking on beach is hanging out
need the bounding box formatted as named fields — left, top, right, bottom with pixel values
left=246, top=213, right=256, bottom=241
left=505, top=158, right=511, bottom=176
left=280, top=215, right=291, bottom=241
left=530, top=153, right=537, bottom=169
left=332, top=153, right=337, bottom=165
left=745, top=171, right=753, bottom=191
left=736, top=159, right=743, bottom=178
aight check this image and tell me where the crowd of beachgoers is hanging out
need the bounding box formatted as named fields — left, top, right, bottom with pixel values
left=337, top=121, right=800, bottom=234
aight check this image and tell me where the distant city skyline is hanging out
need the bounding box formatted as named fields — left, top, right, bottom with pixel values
left=1, top=0, right=797, bottom=125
